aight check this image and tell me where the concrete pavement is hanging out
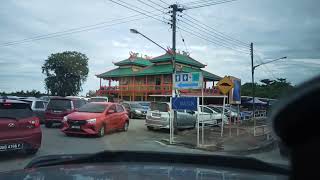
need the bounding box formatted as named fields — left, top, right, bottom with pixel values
left=0, top=119, right=288, bottom=172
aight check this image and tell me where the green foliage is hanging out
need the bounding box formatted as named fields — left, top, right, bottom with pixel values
left=241, top=78, right=294, bottom=99
left=0, top=90, right=46, bottom=98
left=42, top=51, right=89, bottom=96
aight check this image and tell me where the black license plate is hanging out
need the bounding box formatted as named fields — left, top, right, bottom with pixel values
left=0, top=143, right=23, bottom=151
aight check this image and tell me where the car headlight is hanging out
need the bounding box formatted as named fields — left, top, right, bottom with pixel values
left=135, top=110, right=142, bottom=114
left=86, top=118, right=96, bottom=124
left=62, top=116, right=68, bottom=122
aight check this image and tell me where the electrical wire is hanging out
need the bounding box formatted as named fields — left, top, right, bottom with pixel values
left=147, top=0, right=168, bottom=9
left=178, top=29, right=189, bottom=53
left=177, top=19, right=250, bottom=53
left=178, top=17, right=249, bottom=51
left=177, top=25, right=250, bottom=55
left=0, top=13, right=165, bottom=47
left=183, top=0, right=238, bottom=10
left=182, top=13, right=249, bottom=46
left=183, top=0, right=224, bottom=5
left=136, top=0, right=168, bottom=13
left=158, top=0, right=170, bottom=6
left=108, top=0, right=170, bottom=24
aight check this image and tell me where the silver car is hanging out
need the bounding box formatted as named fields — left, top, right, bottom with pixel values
left=20, top=99, right=48, bottom=123
left=146, top=102, right=196, bottom=131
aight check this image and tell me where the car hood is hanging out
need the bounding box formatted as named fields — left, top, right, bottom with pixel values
left=0, top=163, right=286, bottom=180
left=67, top=112, right=103, bottom=120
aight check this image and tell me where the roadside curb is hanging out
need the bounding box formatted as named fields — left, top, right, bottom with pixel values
left=159, top=138, right=277, bottom=155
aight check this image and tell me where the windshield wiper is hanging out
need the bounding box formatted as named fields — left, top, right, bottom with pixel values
left=25, top=150, right=290, bottom=175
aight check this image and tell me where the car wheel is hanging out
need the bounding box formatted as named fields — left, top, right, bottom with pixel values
left=45, top=122, right=52, bottom=128
left=123, top=121, right=129, bottom=131
left=147, top=126, right=154, bottom=131
left=25, top=148, right=38, bottom=155
left=98, top=125, right=105, bottom=137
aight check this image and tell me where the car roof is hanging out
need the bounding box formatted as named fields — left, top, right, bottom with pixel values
left=0, top=99, right=29, bottom=104
left=91, top=96, right=108, bottom=98
left=90, top=102, right=114, bottom=105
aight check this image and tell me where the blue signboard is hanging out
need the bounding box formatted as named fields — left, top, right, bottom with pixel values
left=229, top=77, right=241, bottom=104
left=172, top=97, right=197, bottom=111
left=174, top=72, right=203, bottom=89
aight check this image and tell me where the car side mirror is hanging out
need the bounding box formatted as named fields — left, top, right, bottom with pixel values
left=107, top=109, right=115, bottom=114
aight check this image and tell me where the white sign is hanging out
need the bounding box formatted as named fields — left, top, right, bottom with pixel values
left=173, top=72, right=203, bottom=89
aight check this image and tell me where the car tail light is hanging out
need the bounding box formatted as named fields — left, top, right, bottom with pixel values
left=28, top=118, right=40, bottom=128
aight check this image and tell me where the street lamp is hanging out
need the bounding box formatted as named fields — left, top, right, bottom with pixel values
left=251, top=56, right=287, bottom=134
left=130, top=28, right=176, bottom=144
left=129, top=29, right=168, bottom=52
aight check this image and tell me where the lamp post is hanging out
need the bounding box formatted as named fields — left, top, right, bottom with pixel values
left=130, top=29, right=168, bottom=52
left=251, top=56, right=287, bottom=134
left=130, top=28, right=177, bottom=144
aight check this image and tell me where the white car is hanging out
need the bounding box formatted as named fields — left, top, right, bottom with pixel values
left=195, top=105, right=229, bottom=126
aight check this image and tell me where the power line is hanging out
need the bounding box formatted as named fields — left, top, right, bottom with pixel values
left=147, top=0, right=168, bottom=9
left=178, top=29, right=189, bottom=52
left=108, top=0, right=170, bottom=24
left=183, top=0, right=238, bottom=10
left=255, top=54, right=278, bottom=80
left=177, top=25, right=250, bottom=55
left=183, top=0, right=223, bottom=5
left=182, top=13, right=249, bottom=46
left=136, top=0, right=168, bottom=13
left=177, top=19, right=250, bottom=53
left=0, top=13, right=165, bottom=47
left=1, top=14, right=142, bottom=46
left=178, top=17, right=249, bottom=51
left=158, top=0, right=170, bottom=6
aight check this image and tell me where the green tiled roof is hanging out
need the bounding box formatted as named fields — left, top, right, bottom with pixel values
left=114, top=57, right=153, bottom=67
left=150, top=53, right=206, bottom=68
left=97, top=64, right=221, bottom=81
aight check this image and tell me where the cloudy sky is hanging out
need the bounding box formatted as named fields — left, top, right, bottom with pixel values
left=1, top=0, right=319, bottom=95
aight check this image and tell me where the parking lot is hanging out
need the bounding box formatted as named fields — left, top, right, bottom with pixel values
left=0, top=119, right=287, bottom=172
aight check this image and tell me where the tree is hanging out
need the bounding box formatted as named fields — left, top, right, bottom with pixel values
left=42, top=51, right=89, bottom=96
left=241, top=78, right=294, bottom=99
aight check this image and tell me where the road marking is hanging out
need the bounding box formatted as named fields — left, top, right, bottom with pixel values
left=154, top=140, right=169, bottom=147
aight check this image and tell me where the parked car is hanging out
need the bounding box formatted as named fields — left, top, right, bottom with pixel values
left=88, top=96, right=109, bottom=102
left=196, top=105, right=229, bottom=126
left=44, top=97, right=87, bottom=128
left=0, top=99, right=42, bottom=154
left=61, top=102, right=129, bottom=137
left=122, top=102, right=147, bottom=119
left=136, top=101, right=151, bottom=110
left=20, top=99, right=48, bottom=124
left=39, top=96, right=52, bottom=102
left=146, top=102, right=196, bottom=131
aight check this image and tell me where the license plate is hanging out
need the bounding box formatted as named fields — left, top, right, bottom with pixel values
left=0, top=143, right=23, bottom=151
left=53, top=110, right=62, bottom=113
left=71, top=125, right=80, bottom=129
left=152, top=113, right=161, bottom=117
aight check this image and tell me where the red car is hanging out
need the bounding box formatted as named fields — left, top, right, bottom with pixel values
left=61, top=102, right=129, bottom=137
left=44, top=97, right=87, bottom=128
left=0, top=99, right=42, bottom=154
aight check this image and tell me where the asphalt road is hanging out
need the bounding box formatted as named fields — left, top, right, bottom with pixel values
left=0, top=119, right=288, bottom=172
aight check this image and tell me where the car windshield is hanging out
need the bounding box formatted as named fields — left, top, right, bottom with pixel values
left=130, top=103, right=143, bottom=108
left=89, top=98, right=107, bottom=102
left=150, top=102, right=169, bottom=112
left=47, top=99, right=71, bottom=110
left=0, top=103, right=33, bottom=119
left=78, top=103, right=107, bottom=113
left=3, top=0, right=320, bottom=175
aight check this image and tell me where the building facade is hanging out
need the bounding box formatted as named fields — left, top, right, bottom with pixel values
left=96, top=52, right=223, bottom=102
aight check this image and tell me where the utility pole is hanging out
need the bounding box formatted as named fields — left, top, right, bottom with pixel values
left=169, top=4, right=183, bottom=144
left=250, top=42, right=256, bottom=132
